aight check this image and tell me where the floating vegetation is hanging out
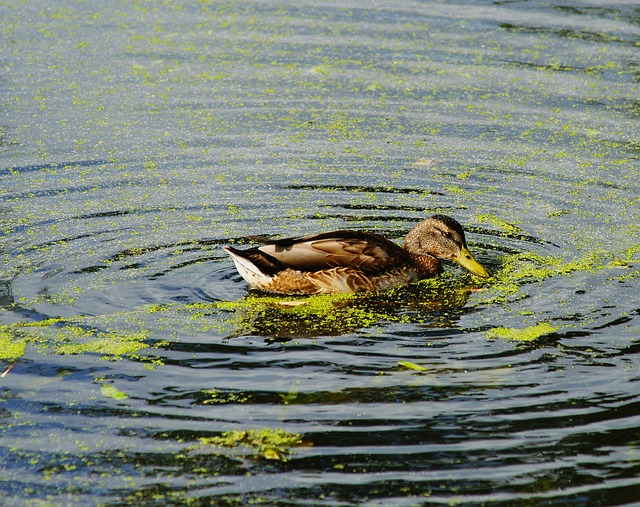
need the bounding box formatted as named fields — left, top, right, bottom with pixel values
left=397, top=360, right=428, bottom=371
left=100, top=384, right=128, bottom=400
left=217, top=292, right=389, bottom=338
left=486, top=322, right=559, bottom=342
left=473, top=213, right=522, bottom=234
left=479, top=248, right=634, bottom=304
left=198, top=428, right=307, bottom=462
left=0, top=0, right=638, bottom=505
left=2, top=318, right=157, bottom=363
left=216, top=272, right=484, bottom=339
left=200, top=388, right=252, bottom=405
left=0, top=326, right=27, bottom=360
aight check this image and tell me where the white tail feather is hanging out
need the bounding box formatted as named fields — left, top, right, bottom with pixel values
left=223, top=247, right=273, bottom=288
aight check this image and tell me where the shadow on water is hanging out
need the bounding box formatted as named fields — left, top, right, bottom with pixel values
left=0, top=279, right=13, bottom=308
left=219, top=276, right=481, bottom=342
left=286, top=183, right=446, bottom=196
left=498, top=22, right=639, bottom=46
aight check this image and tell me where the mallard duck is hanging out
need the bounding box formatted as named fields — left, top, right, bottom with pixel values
left=224, top=214, right=489, bottom=295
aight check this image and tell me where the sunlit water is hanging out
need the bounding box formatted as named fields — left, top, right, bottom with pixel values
left=1, top=1, right=639, bottom=505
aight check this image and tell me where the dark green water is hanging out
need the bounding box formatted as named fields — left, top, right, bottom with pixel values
left=1, top=1, right=639, bottom=505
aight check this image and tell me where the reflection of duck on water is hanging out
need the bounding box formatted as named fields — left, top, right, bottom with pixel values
left=224, top=215, right=489, bottom=295
left=225, top=280, right=476, bottom=342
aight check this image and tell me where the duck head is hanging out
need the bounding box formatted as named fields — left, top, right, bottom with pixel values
left=404, top=215, right=489, bottom=278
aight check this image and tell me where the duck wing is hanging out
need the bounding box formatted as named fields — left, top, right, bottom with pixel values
left=253, top=230, right=409, bottom=274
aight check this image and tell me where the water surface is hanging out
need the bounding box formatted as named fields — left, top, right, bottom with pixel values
left=1, top=1, right=639, bottom=505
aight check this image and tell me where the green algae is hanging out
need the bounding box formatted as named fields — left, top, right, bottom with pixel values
left=23, top=323, right=149, bottom=359
left=201, top=388, right=251, bottom=405
left=486, top=322, right=559, bottom=341
left=397, top=360, right=428, bottom=372
left=473, top=213, right=522, bottom=234
left=1, top=318, right=154, bottom=363
left=216, top=292, right=386, bottom=338
left=0, top=1, right=637, bottom=505
left=198, top=428, right=306, bottom=462
left=100, top=384, right=128, bottom=400
left=478, top=248, right=634, bottom=305
left=215, top=272, right=484, bottom=339
left=0, top=326, right=26, bottom=360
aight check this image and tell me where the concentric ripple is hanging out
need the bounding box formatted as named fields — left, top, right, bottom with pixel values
left=1, top=1, right=639, bottom=506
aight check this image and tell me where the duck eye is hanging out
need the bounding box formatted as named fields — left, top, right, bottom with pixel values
left=444, top=231, right=453, bottom=240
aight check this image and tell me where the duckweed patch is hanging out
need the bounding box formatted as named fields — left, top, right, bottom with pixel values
left=486, top=322, right=559, bottom=342
left=480, top=248, right=630, bottom=304
left=2, top=319, right=155, bottom=363
left=0, top=326, right=26, bottom=360
left=101, top=384, right=128, bottom=400
left=1, top=0, right=638, bottom=503
left=473, top=214, right=522, bottom=234
left=54, top=329, right=150, bottom=358
left=216, top=292, right=397, bottom=338
left=215, top=273, right=484, bottom=338
left=198, top=428, right=306, bottom=462
left=201, top=389, right=252, bottom=405
left=397, top=360, right=428, bottom=372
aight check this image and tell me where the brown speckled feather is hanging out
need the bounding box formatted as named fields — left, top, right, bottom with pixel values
left=259, top=266, right=419, bottom=295
left=224, top=216, right=489, bottom=295
left=254, top=231, right=412, bottom=274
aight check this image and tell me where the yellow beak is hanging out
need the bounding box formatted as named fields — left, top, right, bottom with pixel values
left=454, top=246, right=490, bottom=278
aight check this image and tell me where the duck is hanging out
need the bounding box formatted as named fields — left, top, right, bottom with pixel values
left=223, top=214, right=489, bottom=295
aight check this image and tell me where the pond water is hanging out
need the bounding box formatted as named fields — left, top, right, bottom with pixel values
left=1, top=0, right=639, bottom=505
